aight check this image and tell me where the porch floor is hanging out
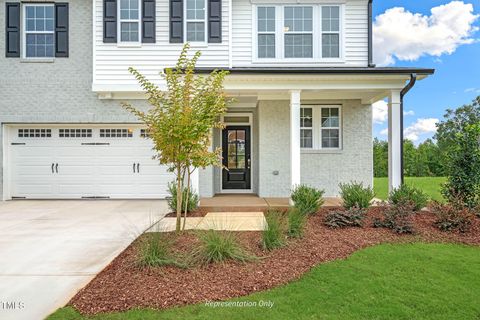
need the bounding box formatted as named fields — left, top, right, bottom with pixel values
left=199, top=194, right=342, bottom=210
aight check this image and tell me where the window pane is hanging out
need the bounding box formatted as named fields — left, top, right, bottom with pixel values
left=258, top=7, right=275, bottom=32
left=26, top=6, right=35, bottom=18
left=187, top=22, right=205, bottom=42
left=322, top=129, right=339, bottom=148
left=322, top=34, right=340, bottom=58
left=284, top=6, right=312, bottom=32
left=187, top=0, right=205, bottom=20
left=301, top=129, right=313, bottom=148
left=121, top=22, right=139, bottom=42
left=300, top=108, right=313, bottom=127
left=258, top=34, right=275, bottom=58
left=322, top=6, right=340, bottom=32
left=285, top=34, right=313, bottom=58
left=25, top=33, right=54, bottom=58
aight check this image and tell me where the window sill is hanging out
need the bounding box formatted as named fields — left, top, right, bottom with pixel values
left=301, top=149, right=343, bottom=154
left=252, top=58, right=345, bottom=64
left=20, top=58, right=55, bottom=63
left=116, top=43, right=142, bottom=48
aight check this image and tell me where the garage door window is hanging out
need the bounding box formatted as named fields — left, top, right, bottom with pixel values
left=100, top=128, right=133, bottom=138
left=59, top=129, right=93, bottom=138
left=18, top=129, right=52, bottom=138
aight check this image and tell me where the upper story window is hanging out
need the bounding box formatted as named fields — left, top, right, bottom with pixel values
left=257, top=7, right=275, bottom=58
left=300, top=106, right=341, bottom=150
left=322, top=6, right=340, bottom=58
left=284, top=7, right=313, bottom=58
left=186, top=0, right=207, bottom=42
left=119, top=0, right=141, bottom=42
left=255, top=4, right=342, bottom=61
left=24, top=4, right=55, bottom=58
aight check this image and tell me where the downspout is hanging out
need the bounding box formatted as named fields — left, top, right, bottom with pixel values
left=399, top=73, right=417, bottom=184
left=368, top=0, right=375, bottom=67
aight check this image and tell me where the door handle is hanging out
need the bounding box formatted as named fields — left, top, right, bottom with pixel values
left=247, top=158, right=251, bottom=169
left=55, top=163, right=58, bottom=174
left=133, top=163, right=136, bottom=173
left=51, top=163, right=55, bottom=174
left=137, top=163, right=140, bottom=173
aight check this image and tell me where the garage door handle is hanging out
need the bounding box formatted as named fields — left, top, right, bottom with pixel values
left=133, top=163, right=136, bottom=173
left=137, top=163, right=140, bottom=173
left=51, top=163, right=55, bottom=174
left=55, top=163, right=59, bottom=174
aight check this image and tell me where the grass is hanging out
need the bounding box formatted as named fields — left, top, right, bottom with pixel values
left=374, top=177, right=446, bottom=202
left=48, top=243, right=480, bottom=320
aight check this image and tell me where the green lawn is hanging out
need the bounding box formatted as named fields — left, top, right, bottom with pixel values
left=374, top=177, right=446, bottom=202
left=49, top=243, right=480, bottom=320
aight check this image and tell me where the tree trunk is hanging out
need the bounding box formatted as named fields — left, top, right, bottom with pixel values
left=182, top=169, right=192, bottom=231
left=175, top=165, right=183, bottom=232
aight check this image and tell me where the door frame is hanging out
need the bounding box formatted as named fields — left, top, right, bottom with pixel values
left=220, top=113, right=254, bottom=194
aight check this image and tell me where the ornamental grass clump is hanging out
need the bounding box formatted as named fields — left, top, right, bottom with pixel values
left=389, top=184, right=429, bottom=211
left=291, top=185, right=325, bottom=215
left=262, top=210, right=286, bottom=250
left=324, top=207, right=366, bottom=229
left=191, top=230, right=256, bottom=265
left=339, top=181, right=375, bottom=209
left=167, top=182, right=199, bottom=213
left=287, top=208, right=307, bottom=238
left=137, top=232, right=185, bottom=268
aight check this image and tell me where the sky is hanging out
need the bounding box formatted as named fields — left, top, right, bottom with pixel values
left=371, top=0, right=480, bottom=144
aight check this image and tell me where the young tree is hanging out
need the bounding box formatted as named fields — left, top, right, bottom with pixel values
left=435, top=97, right=480, bottom=207
left=123, top=44, right=229, bottom=231
left=373, top=138, right=388, bottom=177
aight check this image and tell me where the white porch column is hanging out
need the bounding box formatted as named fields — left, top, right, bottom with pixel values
left=388, top=90, right=402, bottom=193
left=290, top=90, right=301, bottom=191
left=190, top=167, right=199, bottom=196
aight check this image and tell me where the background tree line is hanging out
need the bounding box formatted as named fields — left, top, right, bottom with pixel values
left=373, top=138, right=445, bottom=177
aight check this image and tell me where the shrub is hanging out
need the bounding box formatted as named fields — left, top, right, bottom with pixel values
left=167, top=182, right=199, bottom=212
left=291, top=185, right=325, bottom=215
left=430, top=202, right=474, bottom=233
left=389, top=184, right=428, bottom=211
left=324, top=207, right=366, bottom=229
left=137, top=233, right=185, bottom=268
left=339, top=181, right=375, bottom=209
left=373, top=203, right=415, bottom=234
left=287, top=208, right=307, bottom=238
left=191, top=230, right=256, bottom=265
left=262, top=210, right=286, bottom=250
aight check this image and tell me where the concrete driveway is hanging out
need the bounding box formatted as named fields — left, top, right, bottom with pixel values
left=0, top=200, right=169, bottom=320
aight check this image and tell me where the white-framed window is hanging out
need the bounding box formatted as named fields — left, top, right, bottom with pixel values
left=23, top=4, right=55, bottom=58
left=284, top=6, right=313, bottom=58
left=322, top=6, right=340, bottom=58
left=300, top=105, right=341, bottom=150
left=257, top=6, right=276, bottom=58
left=254, top=4, right=342, bottom=61
left=119, top=0, right=141, bottom=43
left=186, top=0, right=206, bottom=42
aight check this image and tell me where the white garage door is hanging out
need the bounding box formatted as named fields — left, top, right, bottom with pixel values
left=6, top=126, right=175, bottom=199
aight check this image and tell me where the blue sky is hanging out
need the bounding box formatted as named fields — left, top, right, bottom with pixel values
left=372, top=0, right=480, bottom=143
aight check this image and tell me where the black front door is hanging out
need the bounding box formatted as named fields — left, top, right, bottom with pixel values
left=222, top=126, right=251, bottom=190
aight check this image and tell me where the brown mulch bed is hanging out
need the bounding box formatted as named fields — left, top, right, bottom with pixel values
left=70, top=208, right=480, bottom=315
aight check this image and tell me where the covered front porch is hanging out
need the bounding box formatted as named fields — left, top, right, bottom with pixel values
left=189, top=68, right=434, bottom=200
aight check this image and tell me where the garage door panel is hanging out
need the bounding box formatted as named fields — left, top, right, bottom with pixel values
left=8, top=126, right=174, bottom=199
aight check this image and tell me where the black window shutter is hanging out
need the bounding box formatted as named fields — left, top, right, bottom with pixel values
left=55, top=3, right=69, bottom=57
left=103, top=0, right=117, bottom=43
left=5, top=2, right=20, bottom=57
left=170, top=0, right=183, bottom=43
left=142, top=0, right=155, bottom=43
left=208, top=0, right=221, bottom=43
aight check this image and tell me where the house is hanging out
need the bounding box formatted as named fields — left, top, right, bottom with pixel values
left=0, top=0, right=433, bottom=200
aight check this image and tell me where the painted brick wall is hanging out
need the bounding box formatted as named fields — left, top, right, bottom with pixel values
left=258, top=100, right=373, bottom=197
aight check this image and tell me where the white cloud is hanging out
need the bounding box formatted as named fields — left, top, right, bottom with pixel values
left=404, top=110, right=415, bottom=116
left=465, top=88, right=480, bottom=93
left=380, top=128, right=389, bottom=136
left=372, top=100, right=388, bottom=124
left=404, top=118, right=439, bottom=142
left=374, top=1, right=479, bottom=66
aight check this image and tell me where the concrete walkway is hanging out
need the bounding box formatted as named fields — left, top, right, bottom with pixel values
left=0, top=200, right=168, bottom=320
left=151, top=212, right=267, bottom=232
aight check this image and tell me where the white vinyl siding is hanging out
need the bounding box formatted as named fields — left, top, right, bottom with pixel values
left=93, top=0, right=229, bottom=89
left=300, top=105, right=341, bottom=150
